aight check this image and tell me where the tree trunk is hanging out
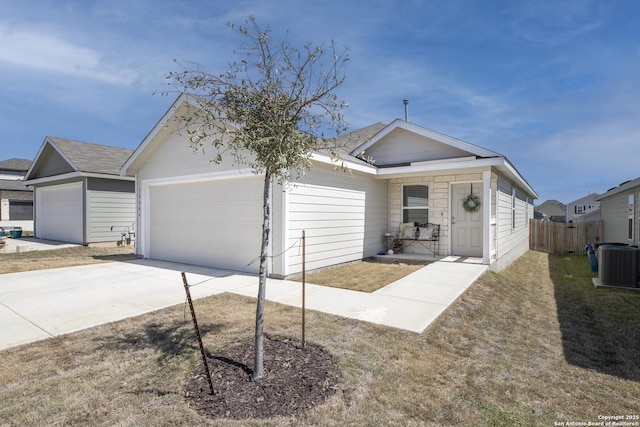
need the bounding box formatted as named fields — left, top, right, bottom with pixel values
left=253, top=167, right=272, bottom=381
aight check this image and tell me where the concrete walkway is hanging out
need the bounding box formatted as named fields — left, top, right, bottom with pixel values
left=0, top=236, right=79, bottom=253
left=0, top=257, right=487, bottom=351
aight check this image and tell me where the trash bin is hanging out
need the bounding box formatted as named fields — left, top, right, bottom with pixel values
left=585, top=243, right=598, bottom=272
left=9, top=229, right=22, bottom=238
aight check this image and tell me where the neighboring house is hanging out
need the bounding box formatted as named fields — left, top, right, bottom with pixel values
left=121, top=94, right=537, bottom=276
left=535, top=199, right=566, bottom=222
left=595, top=177, right=640, bottom=245
left=566, top=193, right=600, bottom=223
left=23, top=137, right=136, bottom=245
left=0, top=158, right=34, bottom=230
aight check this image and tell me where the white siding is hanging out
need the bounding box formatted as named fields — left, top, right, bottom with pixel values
left=600, top=189, right=639, bottom=244
left=493, top=176, right=532, bottom=271
left=135, top=125, right=266, bottom=268
left=286, top=164, right=387, bottom=275
left=136, top=129, right=255, bottom=183
left=366, top=128, right=471, bottom=166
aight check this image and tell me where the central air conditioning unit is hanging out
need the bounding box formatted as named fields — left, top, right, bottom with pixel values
left=597, top=245, right=640, bottom=288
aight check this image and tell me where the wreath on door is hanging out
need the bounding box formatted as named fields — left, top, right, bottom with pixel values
left=463, top=191, right=481, bottom=213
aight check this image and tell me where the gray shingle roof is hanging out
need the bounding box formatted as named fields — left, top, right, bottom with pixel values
left=535, top=199, right=566, bottom=217
left=0, top=179, right=30, bottom=191
left=334, top=122, right=387, bottom=155
left=0, top=158, right=32, bottom=172
left=47, top=137, right=134, bottom=175
left=596, top=176, right=640, bottom=200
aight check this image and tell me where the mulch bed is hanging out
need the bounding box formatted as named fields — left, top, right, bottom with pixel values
left=184, top=336, right=339, bottom=420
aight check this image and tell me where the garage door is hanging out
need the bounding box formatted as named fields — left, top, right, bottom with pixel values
left=35, top=182, right=83, bottom=243
left=148, top=176, right=263, bottom=273
left=9, top=200, right=33, bottom=220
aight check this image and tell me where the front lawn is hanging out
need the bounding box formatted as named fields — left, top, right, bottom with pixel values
left=292, top=259, right=427, bottom=292
left=0, top=245, right=135, bottom=274
left=1, top=251, right=639, bottom=425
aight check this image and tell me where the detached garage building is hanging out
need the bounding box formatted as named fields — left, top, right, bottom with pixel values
left=24, top=137, right=135, bottom=245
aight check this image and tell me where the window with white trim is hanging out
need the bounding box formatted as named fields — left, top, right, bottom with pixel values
left=628, top=194, right=635, bottom=240
left=512, top=187, right=516, bottom=229
left=403, top=185, right=428, bottom=224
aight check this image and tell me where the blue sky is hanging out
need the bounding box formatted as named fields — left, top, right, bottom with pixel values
left=1, top=0, right=638, bottom=203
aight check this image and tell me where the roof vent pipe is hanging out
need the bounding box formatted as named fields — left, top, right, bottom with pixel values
left=403, top=99, right=409, bottom=121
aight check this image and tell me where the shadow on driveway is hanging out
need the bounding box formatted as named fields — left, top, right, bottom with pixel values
left=550, top=254, right=640, bottom=382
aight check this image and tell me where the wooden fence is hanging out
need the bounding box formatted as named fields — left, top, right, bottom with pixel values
left=529, top=219, right=603, bottom=255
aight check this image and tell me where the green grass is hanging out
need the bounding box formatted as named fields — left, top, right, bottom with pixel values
left=551, top=255, right=640, bottom=380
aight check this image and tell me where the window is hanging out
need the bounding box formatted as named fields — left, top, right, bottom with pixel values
left=512, top=188, right=516, bottom=229
left=575, top=205, right=585, bottom=214
left=403, top=185, right=428, bottom=224
left=628, top=194, right=635, bottom=240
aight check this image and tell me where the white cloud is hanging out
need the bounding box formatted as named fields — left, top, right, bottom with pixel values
left=0, top=24, right=139, bottom=85
left=507, top=0, right=606, bottom=44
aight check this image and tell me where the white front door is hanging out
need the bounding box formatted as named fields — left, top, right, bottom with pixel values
left=451, top=183, right=483, bottom=257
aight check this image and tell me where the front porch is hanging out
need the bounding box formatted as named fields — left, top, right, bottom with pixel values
left=371, top=252, right=444, bottom=264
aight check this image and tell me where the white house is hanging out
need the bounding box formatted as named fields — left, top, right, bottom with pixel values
left=0, top=158, right=33, bottom=231
left=122, top=95, right=537, bottom=277
left=566, top=193, right=600, bottom=223
left=596, top=177, right=640, bottom=245
left=24, top=137, right=136, bottom=245
left=535, top=199, right=566, bottom=222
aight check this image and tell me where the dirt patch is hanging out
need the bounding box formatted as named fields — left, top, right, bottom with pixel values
left=184, top=336, right=338, bottom=420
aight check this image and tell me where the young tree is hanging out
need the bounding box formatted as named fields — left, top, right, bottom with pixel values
left=167, top=17, right=349, bottom=380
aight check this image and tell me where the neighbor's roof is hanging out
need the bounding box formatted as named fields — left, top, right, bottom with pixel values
left=0, top=158, right=31, bottom=171
left=46, top=137, right=134, bottom=175
left=595, top=177, right=640, bottom=201
left=535, top=199, right=566, bottom=216
left=25, top=137, right=135, bottom=185
left=0, top=179, right=31, bottom=192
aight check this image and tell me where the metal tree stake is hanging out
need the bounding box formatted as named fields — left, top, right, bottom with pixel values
left=301, top=230, right=306, bottom=348
left=181, top=272, right=215, bottom=396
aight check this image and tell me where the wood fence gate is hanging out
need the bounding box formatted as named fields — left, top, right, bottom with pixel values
left=529, top=219, right=603, bottom=255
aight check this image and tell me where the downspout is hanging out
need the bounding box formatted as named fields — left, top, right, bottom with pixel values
left=82, top=178, right=87, bottom=245
left=482, top=170, right=491, bottom=265
left=281, top=182, right=289, bottom=277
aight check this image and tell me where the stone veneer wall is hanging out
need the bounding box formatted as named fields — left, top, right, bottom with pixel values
left=388, top=172, right=492, bottom=256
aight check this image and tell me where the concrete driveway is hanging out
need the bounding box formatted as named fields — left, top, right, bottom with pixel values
left=0, top=257, right=487, bottom=351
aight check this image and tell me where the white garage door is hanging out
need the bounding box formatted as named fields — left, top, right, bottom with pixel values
left=148, top=176, right=263, bottom=273
left=35, top=182, right=83, bottom=244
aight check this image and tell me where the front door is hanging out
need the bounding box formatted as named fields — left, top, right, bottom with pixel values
left=451, top=183, right=483, bottom=257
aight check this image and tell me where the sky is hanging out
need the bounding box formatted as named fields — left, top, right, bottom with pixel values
left=0, top=0, right=638, bottom=203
